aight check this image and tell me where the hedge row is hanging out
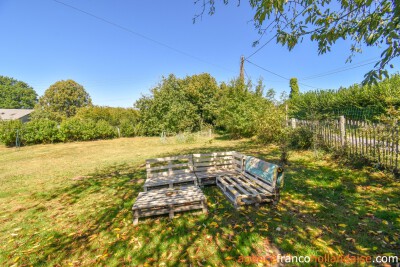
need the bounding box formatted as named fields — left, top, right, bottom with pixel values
left=0, top=118, right=136, bottom=147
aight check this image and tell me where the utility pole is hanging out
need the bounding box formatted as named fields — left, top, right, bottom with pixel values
left=239, top=55, right=245, bottom=82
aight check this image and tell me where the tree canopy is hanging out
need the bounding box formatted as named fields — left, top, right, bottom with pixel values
left=197, top=0, right=400, bottom=83
left=134, top=73, right=219, bottom=135
left=289, top=77, right=300, bottom=99
left=35, top=80, right=92, bottom=121
left=0, top=76, right=37, bottom=109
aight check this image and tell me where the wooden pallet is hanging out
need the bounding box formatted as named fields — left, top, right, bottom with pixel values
left=145, top=154, right=197, bottom=191
left=143, top=173, right=198, bottom=191
left=216, top=174, right=275, bottom=209
left=194, top=151, right=246, bottom=186
left=132, top=186, right=207, bottom=225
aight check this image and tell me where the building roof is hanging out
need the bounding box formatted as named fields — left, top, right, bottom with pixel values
left=0, top=109, right=34, bottom=120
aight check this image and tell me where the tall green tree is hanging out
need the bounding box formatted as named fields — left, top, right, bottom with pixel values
left=289, top=78, right=300, bottom=99
left=134, top=73, right=219, bottom=135
left=35, top=80, right=92, bottom=121
left=0, top=76, right=37, bottom=108
left=180, top=73, right=220, bottom=126
left=198, top=0, right=400, bottom=83
left=216, top=78, right=272, bottom=138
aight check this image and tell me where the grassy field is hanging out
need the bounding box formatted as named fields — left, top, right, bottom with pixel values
left=0, top=136, right=399, bottom=266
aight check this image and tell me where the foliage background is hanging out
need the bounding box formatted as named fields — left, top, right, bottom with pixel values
left=289, top=74, right=400, bottom=121
left=0, top=76, right=37, bottom=109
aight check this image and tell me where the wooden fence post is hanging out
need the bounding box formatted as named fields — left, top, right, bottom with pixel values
left=291, top=118, right=296, bottom=129
left=285, top=104, right=288, bottom=126
left=340, top=116, right=346, bottom=147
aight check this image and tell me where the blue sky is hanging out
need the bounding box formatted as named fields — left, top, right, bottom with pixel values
left=1, top=0, right=399, bottom=107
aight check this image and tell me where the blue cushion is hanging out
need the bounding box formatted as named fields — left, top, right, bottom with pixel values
left=245, top=156, right=277, bottom=184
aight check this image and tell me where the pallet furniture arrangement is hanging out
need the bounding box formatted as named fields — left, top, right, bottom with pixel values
left=132, top=151, right=284, bottom=224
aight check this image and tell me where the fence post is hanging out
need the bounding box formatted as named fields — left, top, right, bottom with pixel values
left=339, top=115, right=346, bottom=147
left=285, top=104, right=288, bottom=126
left=291, top=118, right=296, bottom=129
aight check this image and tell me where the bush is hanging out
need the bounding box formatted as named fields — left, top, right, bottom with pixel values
left=22, top=119, right=59, bottom=145
left=217, top=79, right=271, bottom=138
left=76, top=106, right=139, bottom=127
left=256, top=105, right=287, bottom=143
left=59, top=118, right=95, bottom=142
left=119, top=119, right=137, bottom=137
left=0, top=120, right=23, bottom=146
left=289, top=127, right=314, bottom=149
left=59, top=118, right=117, bottom=142
left=95, top=120, right=117, bottom=139
left=135, top=74, right=219, bottom=135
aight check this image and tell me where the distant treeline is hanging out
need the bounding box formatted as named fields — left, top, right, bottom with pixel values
left=0, top=106, right=139, bottom=146
left=290, top=74, right=400, bottom=121
left=0, top=74, right=287, bottom=146
left=2, top=73, right=400, bottom=147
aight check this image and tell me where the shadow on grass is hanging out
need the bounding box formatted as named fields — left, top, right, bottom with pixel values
left=11, top=144, right=400, bottom=267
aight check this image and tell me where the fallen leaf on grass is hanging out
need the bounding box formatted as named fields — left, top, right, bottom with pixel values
left=210, top=222, right=219, bottom=228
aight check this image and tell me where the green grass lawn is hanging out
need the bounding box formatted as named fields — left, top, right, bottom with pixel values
left=0, top=136, right=399, bottom=266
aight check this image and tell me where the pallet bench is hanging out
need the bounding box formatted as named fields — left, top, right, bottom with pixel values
left=132, top=186, right=207, bottom=225
left=193, top=151, right=246, bottom=186
left=216, top=172, right=279, bottom=209
left=144, top=155, right=198, bottom=191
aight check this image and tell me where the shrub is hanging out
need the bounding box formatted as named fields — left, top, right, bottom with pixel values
left=76, top=106, right=139, bottom=127
left=289, top=126, right=314, bottom=149
left=0, top=120, right=23, bottom=146
left=59, top=118, right=94, bottom=142
left=256, top=105, right=287, bottom=143
left=217, top=79, right=271, bottom=138
left=59, top=118, right=117, bottom=142
left=95, top=120, right=117, bottom=139
left=22, top=119, right=59, bottom=145
left=135, top=74, right=219, bottom=135
left=119, top=119, right=137, bottom=137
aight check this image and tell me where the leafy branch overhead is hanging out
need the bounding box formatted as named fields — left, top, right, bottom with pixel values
left=196, top=0, right=400, bottom=83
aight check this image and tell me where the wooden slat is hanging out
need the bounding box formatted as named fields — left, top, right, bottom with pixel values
left=192, top=151, right=233, bottom=157
left=193, top=156, right=233, bottom=162
left=148, top=169, right=192, bottom=177
left=146, top=154, right=192, bottom=163
left=194, top=160, right=233, bottom=167
left=231, top=175, right=264, bottom=195
left=242, top=172, right=274, bottom=193
left=144, top=173, right=197, bottom=188
left=148, top=163, right=190, bottom=171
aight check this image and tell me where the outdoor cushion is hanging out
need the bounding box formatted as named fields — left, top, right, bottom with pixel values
left=245, top=156, right=280, bottom=185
